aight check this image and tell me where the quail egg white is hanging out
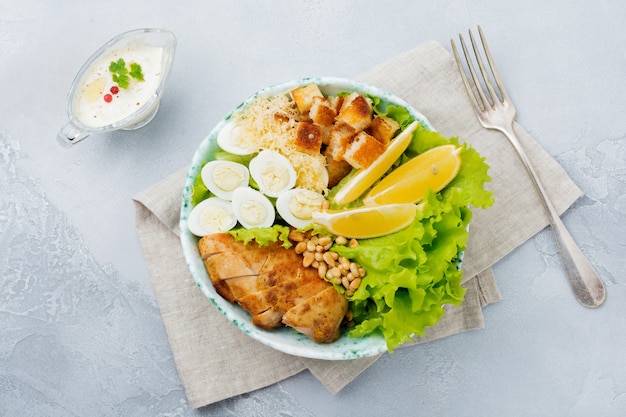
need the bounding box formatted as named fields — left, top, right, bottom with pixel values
left=216, top=121, right=257, bottom=155
left=201, top=160, right=249, bottom=200
left=231, top=187, right=275, bottom=229
left=249, top=150, right=297, bottom=198
left=276, top=188, right=326, bottom=229
left=187, top=197, right=237, bottom=236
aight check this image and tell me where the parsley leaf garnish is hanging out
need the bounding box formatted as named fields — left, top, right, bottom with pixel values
left=129, top=62, right=144, bottom=81
left=109, top=58, right=144, bottom=89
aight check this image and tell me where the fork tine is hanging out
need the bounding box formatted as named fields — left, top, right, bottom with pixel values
left=458, top=32, right=492, bottom=112
left=476, top=25, right=512, bottom=104
left=459, top=31, right=492, bottom=111
left=468, top=28, right=499, bottom=106
left=451, top=35, right=488, bottom=113
left=450, top=38, right=482, bottom=112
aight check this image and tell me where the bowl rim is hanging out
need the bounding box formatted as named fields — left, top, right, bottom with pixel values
left=179, top=76, right=435, bottom=360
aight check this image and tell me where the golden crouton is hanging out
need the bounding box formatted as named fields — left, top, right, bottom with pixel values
left=367, top=115, right=400, bottom=146
left=294, top=121, right=323, bottom=154
left=342, top=131, right=385, bottom=169
left=309, top=96, right=337, bottom=126
left=327, top=95, right=344, bottom=112
left=291, top=84, right=324, bottom=114
left=327, top=122, right=356, bottom=161
left=335, top=92, right=372, bottom=132
left=323, top=146, right=353, bottom=188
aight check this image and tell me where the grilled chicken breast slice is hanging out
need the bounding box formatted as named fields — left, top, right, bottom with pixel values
left=252, top=278, right=331, bottom=329
left=197, top=233, right=348, bottom=343
left=237, top=268, right=320, bottom=315
left=282, top=286, right=348, bottom=343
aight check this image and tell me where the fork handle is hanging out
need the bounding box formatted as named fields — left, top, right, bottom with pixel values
left=500, top=124, right=606, bottom=308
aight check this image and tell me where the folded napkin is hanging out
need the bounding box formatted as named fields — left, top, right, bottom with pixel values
left=133, top=40, right=582, bottom=408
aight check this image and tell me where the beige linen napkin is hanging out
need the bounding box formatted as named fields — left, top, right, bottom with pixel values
left=133, top=41, right=582, bottom=408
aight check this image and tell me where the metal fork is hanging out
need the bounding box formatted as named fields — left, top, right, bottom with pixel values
left=451, top=26, right=606, bottom=308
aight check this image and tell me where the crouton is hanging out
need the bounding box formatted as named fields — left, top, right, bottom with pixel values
left=309, top=96, right=337, bottom=126
left=327, top=122, right=356, bottom=161
left=294, top=121, right=323, bottom=154
left=323, top=146, right=353, bottom=188
left=367, top=115, right=400, bottom=147
left=274, top=113, right=291, bottom=124
left=342, top=131, right=385, bottom=169
left=291, top=84, right=324, bottom=114
left=328, top=95, right=344, bottom=114
left=335, top=92, right=372, bottom=132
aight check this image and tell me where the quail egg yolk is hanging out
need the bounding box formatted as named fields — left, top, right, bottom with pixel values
left=199, top=204, right=235, bottom=232
left=212, top=165, right=246, bottom=192
left=261, top=164, right=290, bottom=193
left=239, top=200, right=267, bottom=226
left=289, top=191, right=322, bottom=219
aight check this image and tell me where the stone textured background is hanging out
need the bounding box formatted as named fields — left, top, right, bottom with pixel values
left=1, top=1, right=625, bottom=416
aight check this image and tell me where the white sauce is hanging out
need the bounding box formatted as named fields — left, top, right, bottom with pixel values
left=74, top=42, right=164, bottom=127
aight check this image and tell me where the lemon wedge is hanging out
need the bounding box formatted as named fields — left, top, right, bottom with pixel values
left=311, top=203, right=418, bottom=239
left=332, top=121, right=420, bottom=206
left=363, top=144, right=462, bottom=206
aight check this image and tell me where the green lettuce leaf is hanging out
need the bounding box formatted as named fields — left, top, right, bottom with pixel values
left=329, top=125, right=493, bottom=351
left=229, top=224, right=292, bottom=248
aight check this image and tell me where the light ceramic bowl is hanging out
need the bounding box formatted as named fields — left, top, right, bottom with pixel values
left=180, top=77, right=434, bottom=360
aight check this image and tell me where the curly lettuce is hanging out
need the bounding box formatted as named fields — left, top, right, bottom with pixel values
left=330, top=125, right=493, bottom=351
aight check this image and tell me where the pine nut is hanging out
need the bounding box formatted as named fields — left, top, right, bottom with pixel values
left=289, top=230, right=305, bottom=242
left=342, top=276, right=350, bottom=289
left=318, top=263, right=327, bottom=279
left=306, top=240, right=316, bottom=252
left=349, top=238, right=359, bottom=248
left=335, top=236, right=348, bottom=245
left=295, top=241, right=307, bottom=254
left=318, top=236, right=332, bottom=246
left=302, top=252, right=315, bottom=267
left=349, top=278, right=361, bottom=291
left=322, top=252, right=336, bottom=267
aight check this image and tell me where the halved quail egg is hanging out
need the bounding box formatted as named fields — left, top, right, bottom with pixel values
left=187, top=197, right=237, bottom=236
left=231, top=187, right=275, bottom=229
left=201, top=160, right=249, bottom=201
left=276, top=188, right=326, bottom=229
left=249, top=150, right=297, bottom=198
left=216, top=121, right=257, bottom=155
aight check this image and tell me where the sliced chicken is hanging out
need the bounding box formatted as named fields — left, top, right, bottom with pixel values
left=197, top=233, right=348, bottom=343
left=282, top=286, right=348, bottom=343
left=237, top=268, right=319, bottom=315
left=252, top=278, right=330, bottom=329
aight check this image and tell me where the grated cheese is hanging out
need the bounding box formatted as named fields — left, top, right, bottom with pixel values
left=233, top=94, right=329, bottom=194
